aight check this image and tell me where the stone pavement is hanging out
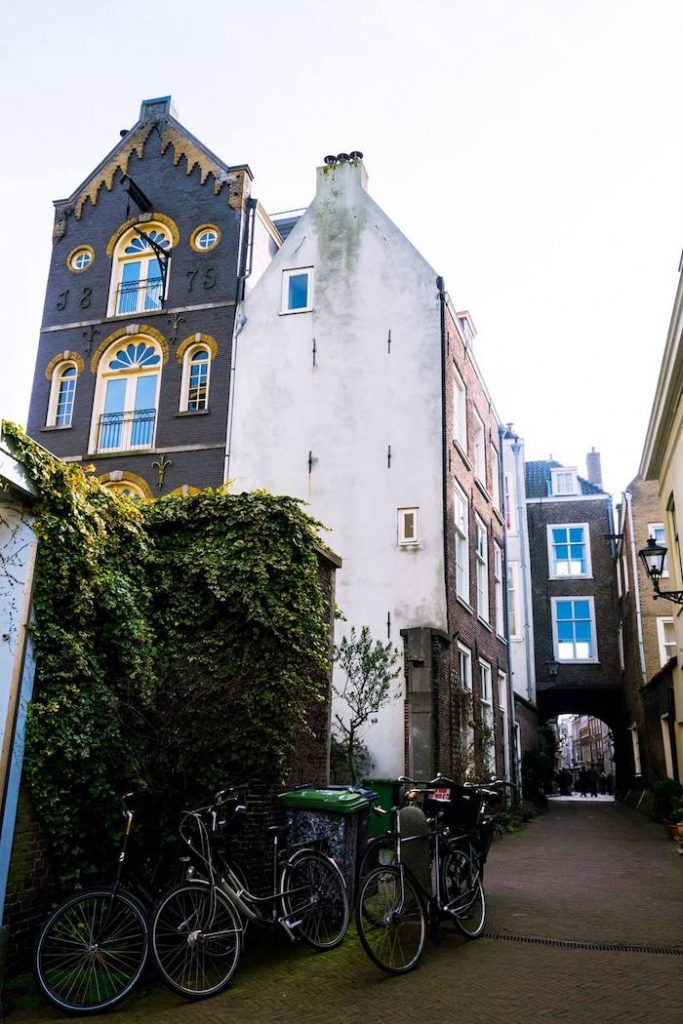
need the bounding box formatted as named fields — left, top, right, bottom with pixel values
left=7, top=798, right=683, bottom=1023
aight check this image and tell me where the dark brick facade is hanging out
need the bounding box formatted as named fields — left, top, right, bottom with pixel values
left=26, top=97, right=253, bottom=495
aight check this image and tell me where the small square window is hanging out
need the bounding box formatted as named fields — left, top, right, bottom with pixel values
left=282, top=268, right=313, bottom=313
left=398, top=508, right=419, bottom=545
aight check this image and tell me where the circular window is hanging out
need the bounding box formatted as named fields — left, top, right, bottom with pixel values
left=190, top=224, right=221, bottom=253
left=67, top=245, right=95, bottom=273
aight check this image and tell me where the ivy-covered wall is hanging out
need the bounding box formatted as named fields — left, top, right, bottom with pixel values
left=3, top=425, right=336, bottom=910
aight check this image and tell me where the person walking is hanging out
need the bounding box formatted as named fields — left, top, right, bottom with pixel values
left=588, top=767, right=599, bottom=798
left=578, top=768, right=588, bottom=797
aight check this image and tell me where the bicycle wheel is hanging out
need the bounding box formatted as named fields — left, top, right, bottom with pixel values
left=441, top=849, right=486, bottom=939
left=358, top=833, right=398, bottom=880
left=34, top=887, right=148, bottom=1015
left=280, top=849, right=349, bottom=950
left=356, top=866, right=427, bottom=974
left=151, top=883, right=242, bottom=999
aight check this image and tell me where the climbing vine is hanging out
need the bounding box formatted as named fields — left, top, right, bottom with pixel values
left=3, top=424, right=331, bottom=887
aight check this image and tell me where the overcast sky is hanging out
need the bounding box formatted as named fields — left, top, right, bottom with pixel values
left=3, top=0, right=683, bottom=497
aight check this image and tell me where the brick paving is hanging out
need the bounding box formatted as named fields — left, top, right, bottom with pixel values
left=7, top=798, right=683, bottom=1023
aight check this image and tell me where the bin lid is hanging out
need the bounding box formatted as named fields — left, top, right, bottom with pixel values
left=277, top=787, right=372, bottom=814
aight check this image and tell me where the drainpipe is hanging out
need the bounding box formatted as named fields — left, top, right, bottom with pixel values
left=625, top=491, right=647, bottom=684
left=224, top=196, right=257, bottom=482
left=436, top=276, right=450, bottom=626
left=499, top=424, right=517, bottom=784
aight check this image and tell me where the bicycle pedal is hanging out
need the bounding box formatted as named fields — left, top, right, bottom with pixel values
left=280, top=918, right=302, bottom=941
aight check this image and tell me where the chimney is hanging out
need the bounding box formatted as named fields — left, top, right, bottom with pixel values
left=316, top=152, right=368, bottom=201
left=586, top=448, right=602, bottom=488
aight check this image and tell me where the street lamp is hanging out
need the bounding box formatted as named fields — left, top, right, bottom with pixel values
left=638, top=537, right=683, bottom=604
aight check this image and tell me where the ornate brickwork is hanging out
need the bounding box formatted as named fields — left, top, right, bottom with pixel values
left=105, top=213, right=181, bottom=257
left=44, top=351, right=85, bottom=380
left=96, top=471, right=153, bottom=498
left=176, top=333, right=219, bottom=361
left=74, top=124, right=155, bottom=218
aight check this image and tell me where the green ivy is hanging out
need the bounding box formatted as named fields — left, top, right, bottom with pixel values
left=4, top=425, right=330, bottom=888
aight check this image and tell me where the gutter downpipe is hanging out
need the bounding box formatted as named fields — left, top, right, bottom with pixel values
left=626, top=490, right=647, bottom=684
left=224, top=195, right=257, bottom=483
left=437, top=276, right=449, bottom=624
left=499, top=425, right=517, bottom=786
left=512, top=438, right=535, bottom=702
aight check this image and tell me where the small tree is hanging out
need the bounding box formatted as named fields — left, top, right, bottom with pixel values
left=333, top=626, right=401, bottom=784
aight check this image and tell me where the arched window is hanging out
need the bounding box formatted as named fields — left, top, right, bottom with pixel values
left=47, top=362, right=78, bottom=427
left=109, top=224, right=171, bottom=316
left=102, top=480, right=146, bottom=499
left=180, top=346, right=211, bottom=412
left=91, top=338, right=162, bottom=452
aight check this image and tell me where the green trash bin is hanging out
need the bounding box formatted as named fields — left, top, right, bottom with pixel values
left=362, top=778, right=403, bottom=838
left=276, top=786, right=377, bottom=899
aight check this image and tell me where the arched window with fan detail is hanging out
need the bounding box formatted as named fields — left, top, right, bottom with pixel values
left=91, top=337, right=162, bottom=452
left=109, top=223, right=171, bottom=315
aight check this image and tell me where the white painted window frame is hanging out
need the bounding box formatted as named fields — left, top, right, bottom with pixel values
left=648, top=522, right=669, bottom=577
left=47, top=360, right=78, bottom=428
left=472, top=409, right=486, bottom=483
left=494, top=541, right=504, bottom=638
left=656, top=616, right=677, bottom=666
left=280, top=267, right=313, bottom=313
left=629, top=723, right=642, bottom=777
left=546, top=522, right=592, bottom=579
left=457, top=642, right=472, bottom=691
left=551, top=467, right=578, bottom=496
left=452, top=364, right=467, bottom=449
left=179, top=344, right=212, bottom=412
left=398, top=507, right=419, bottom=546
left=475, top=515, right=489, bottom=623
left=550, top=595, right=598, bottom=663
left=490, top=447, right=500, bottom=510
left=507, top=560, right=522, bottom=639
left=454, top=483, right=470, bottom=604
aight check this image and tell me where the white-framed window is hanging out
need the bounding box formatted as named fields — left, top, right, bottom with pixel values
left=108, top=223, right=171, bottom=316
left=47, top=361, right=78, bottom=427
left=458, top=642, right=472, bottom=690
left=180, top=345, right=211, bottom=412
left=398, top=507, right=419, bottom=546
left=551, top=597, right=598, bottom=662
left=452, top=365, right=467, bottom=449
left=454, top=484, right=470, bottom=603
left=498, top=671, right=510, bottom=781
left=190, top=223, right=221, bottom=253
left=666, top=497, right=683, bottom=585
left=547, top=523, right=591, bottom=578
left=504, top=473, right=516, bottom=532
left=479, top=659, right=495, bottom=771
left=90, top=337, right=162, bottom=453
left=661, top=714, right=675, bottom=779
left=551, top=467, right=578, bottom=496
left=656, top=617, right=677, bottom=666
left=507, top=561, right=522, bottom=639
left=490, top=447, right=500, bottom=509
left=473, top=410, right=486, bottom=483
left=475, top=516, right=489, bottom=622
left=281, top=268, right=313, bottom=313
left=494, top=541, right=504, bottom=637
left=629, top=723, right=642, bottom=776
left=648, top=522, right=669, bottom=577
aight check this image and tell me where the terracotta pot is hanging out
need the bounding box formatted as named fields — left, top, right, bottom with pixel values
left=675, top=822, right=683, bottom=839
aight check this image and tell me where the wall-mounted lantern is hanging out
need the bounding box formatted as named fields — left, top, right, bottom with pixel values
left=638, top=537, right=683, bottom=604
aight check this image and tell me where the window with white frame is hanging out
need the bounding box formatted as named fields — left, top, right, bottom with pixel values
left=490, top=448, right=500, bottom=509
left=109, top=223, right=171, bottom=316
left=180, top=345, right=211, bottom=412
left=47, top=361, right=78, bottom=427
left=660, top=715, right=675, bottom=779
left=666, top=497, right=683, bottom=585
left=504, top=473, right=516, bottom=532
left=629, top=723, right=642, bottom=776
left=281, top=268, right=313, bottom=312
left=621, top=550, right=629, bottom=594
left=458, top=642, right=472, bottom=690
left=454, top=484, right=470, bottom=603
left=494, top=542, right=504, bottom=637
left=398, top=507, right=419, bottom=546
left=507, top=561, right=522, bottom=639
left=648, top=523, right=669, bottom=577
left=656, top=617, right=677, bottom=666
left=479, top=659, right=494, bottom=771
left=452, top=366, right=467, bottom=449
left=547, top=524, right=591, bottom=578
left=551, top=597, right=597, bottom=661
left=473, top=410, right=486, bottom=483
left=551, top=467, right=578, bottom=496
left=90, top=338, right=162, bottom=453
left=475, top=517, right=489, bottom=622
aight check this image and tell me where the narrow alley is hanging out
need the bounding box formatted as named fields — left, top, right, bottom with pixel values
left=9, top=799, right=683, bottom=1024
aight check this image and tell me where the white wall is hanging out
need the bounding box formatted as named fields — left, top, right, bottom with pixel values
left=228, top=161, right=447, bottom=775
left=503, top=434, right=536, bottom=705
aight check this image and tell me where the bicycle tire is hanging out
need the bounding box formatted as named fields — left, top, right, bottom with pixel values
left=356, top=865, right=427, bottom=974
left=358, top=832, right=398, bottom=880
left=151, top=882, right=242, bottom=999
left=34, top=887, right=148, bottom=1015
left=280, top=849, right=349, bottom=950
left=441, top=849, right=486, bottom=939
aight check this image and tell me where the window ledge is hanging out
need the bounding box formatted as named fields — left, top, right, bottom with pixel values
left=556, top=659, right=600, bottom=666
left=475, top=478, right=492, bottom=503
left=176, top=409, right=210, bottom=417
left=87, top=449, right=155, bottom=459
left=496, top=632, right=507, bottom=643
left=41, top=425, right=73, bottom=432
left=548, top=574, right=593, bottom=582
left=478, top=616, right=493, bottom=632
left=492, top=506, right=504, bottom=526
left=453, top=440, right=472, bottom=471
left=279, top=307, right=313, bottom=316
left=456, top=595, right=474, bottom=615
left=398, top=542, right=421, bottom=550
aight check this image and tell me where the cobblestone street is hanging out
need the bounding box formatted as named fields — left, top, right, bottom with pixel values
left=8, top=798, right=683, bottom=1024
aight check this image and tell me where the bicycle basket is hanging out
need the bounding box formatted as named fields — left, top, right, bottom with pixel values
left=424, top=784, right=483, bottom=829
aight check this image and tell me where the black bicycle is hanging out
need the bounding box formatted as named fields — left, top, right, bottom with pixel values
left=33, top=794, right=149, bottom=1015
left=150, top=784, right=350, bottom=1000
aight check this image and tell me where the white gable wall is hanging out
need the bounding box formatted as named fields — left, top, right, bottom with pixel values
left=228, top=161, right=447, bottom=775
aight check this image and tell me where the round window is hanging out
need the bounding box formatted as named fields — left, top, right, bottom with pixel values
left=191, top=225, right=221, bottom=253
left=68, top=246, right=94, bottom=272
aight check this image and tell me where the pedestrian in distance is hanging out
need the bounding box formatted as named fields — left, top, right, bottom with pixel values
left=588, top=767, right=599, bottom=798
left=578, top=768, right=588, bottom=797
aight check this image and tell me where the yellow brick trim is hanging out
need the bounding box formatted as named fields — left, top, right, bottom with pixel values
left=66, top=245, right=95, bottom=273
left=74, top=124, right=154, bottom=219
left=159, top=125, right=250, bottom=211
left=44, top=351, right=85, bottom=380
left=90, top=325, right=169, bottom=373
left=167, top=485, right=201, bottom=497
left=97, top=471, right=153, bottom=499
left=175, top=333, right=219, bottom=362
left=189, top=224, right=221, bottom=253
left=105, top=213, right=180, bottom=258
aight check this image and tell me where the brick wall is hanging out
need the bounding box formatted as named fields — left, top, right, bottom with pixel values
left=4, top=788, right=55, bottom=973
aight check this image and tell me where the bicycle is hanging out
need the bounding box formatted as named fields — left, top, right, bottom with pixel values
left=33, top=793, right=149, bottom=1016
left=150, top=784, right=350, bottom=1000
left=355, top=775, right=497, bottom=973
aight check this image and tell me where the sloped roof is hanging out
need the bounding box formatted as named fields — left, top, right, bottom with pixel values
left=525, top=459, right=606, bottom=498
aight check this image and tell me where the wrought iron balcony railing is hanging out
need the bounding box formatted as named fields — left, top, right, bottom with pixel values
left=98, top=409, right=156, bottom=451
left=116, top=277, right=164, bottom=315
